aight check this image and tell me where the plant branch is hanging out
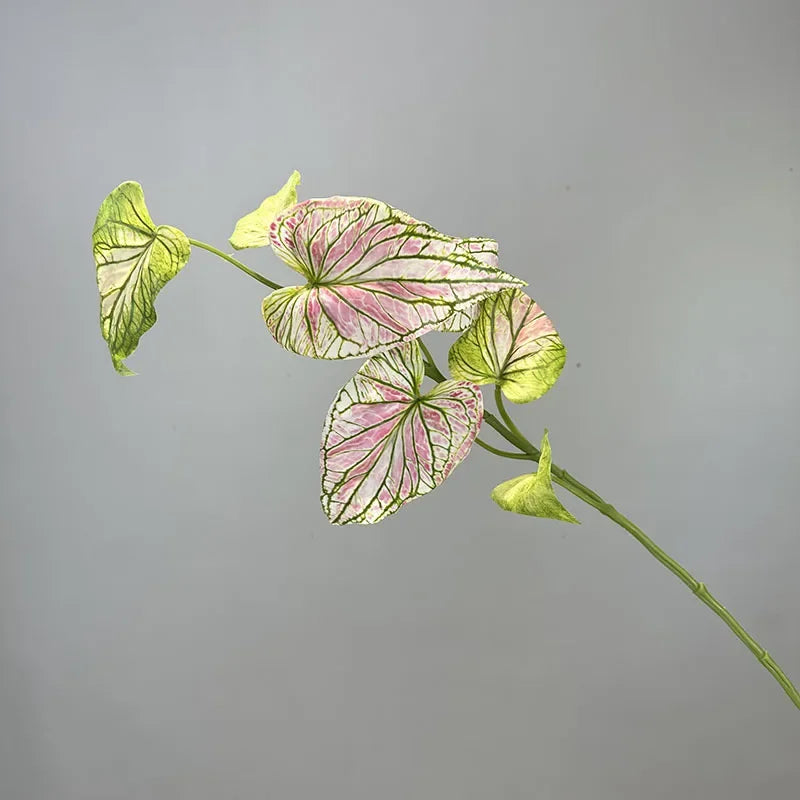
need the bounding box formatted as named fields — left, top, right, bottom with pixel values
left=420, top=348, right=800, bottom=711
left=494, top=386, right=530, bottom=447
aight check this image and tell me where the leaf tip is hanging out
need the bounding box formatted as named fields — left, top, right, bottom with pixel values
left=228, top=170, right=303, bottom=250
left=112, top=355, right=137, bottom=376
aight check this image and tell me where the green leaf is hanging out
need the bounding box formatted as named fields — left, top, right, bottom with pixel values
left=228, top=170, right=301, bottom=250
left=448, top=288, right=566, bottom=403
left=491, top=430, right=579, bottom=523
left=93, top=182, right=191, bottom=375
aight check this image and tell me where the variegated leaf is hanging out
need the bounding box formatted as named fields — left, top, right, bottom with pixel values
left=448, top=288, right=566, bottom=403
left=321, top=340, right=483, bottom=524
left=434, top=238, right=499, bottom=333
left=434, top=304, right=481, bottom=333
left=491, top=430, right=579, bottom=523
left=93, top=182, right=191, bottom=375
left=456, top=237, right=500, bottom=268
left=263, top=198, right=524, bottom=359
left=228, top=170, right=301, bottom=250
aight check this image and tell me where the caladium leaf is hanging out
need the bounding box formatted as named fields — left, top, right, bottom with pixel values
left=228, top=170, right=301, bottom=250
left=93, top=181, right=191, bottom=375
left=434, top=305, right=481, bottom=334
left=448, top=288, right=566, bottom=403
left=434, top=238, right=500, bottom=333
left=456, top=237, right=500, bottom=268
left=491, top=430, right=579, bottom=523
left=321, top=340, right=483, bottom=525
left=263, top=197, right=524, bottom=359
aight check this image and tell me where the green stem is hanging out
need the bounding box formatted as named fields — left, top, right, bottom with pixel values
left=483, top=410, right=540, bottom=459
left=419, top=340, right=446, bottom=382
left=552, top=470, right=800, bottom=711
left=419, top=343, right=525, bottom=461
left=423, top=350, right=800, bottom=711
left=474, top=438, right=532, bottom=460
left=188, top=238, right=283, bottom=291
left=495, top=385, right=528, bottom=445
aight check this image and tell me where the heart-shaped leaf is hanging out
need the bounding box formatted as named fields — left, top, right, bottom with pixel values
left=491, top=430, right=579, bottom=523
left=448, top=288, right=565, bottom=403
left=321, top=340, right=483, bottom=524
left=93, top=182, right=191, bottom=375
left=263, top=197, right=524, bottom=359
left=228, top=170, right=301, bottom=250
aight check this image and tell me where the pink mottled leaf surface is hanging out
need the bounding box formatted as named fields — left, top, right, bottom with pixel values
left=434, top=237, right=500, bottom=332
left=263, top=198, right=523, bottom=359
left=321, top=340, right=483, bottom=524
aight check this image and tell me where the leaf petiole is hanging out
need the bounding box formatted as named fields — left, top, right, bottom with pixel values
left=188, top=238, right=283, bottom=291
left=494, top=386, right=530, bottom=447
left=474, top=438, right=532, bottom=460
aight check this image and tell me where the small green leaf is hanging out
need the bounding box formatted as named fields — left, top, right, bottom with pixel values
left=491, top=430, right=579, bottom=523
left=93, top=182, right=191, bottom=375
left=448, top=288, right=566, bottom=404
left=229, top=170, right=301, bottom=250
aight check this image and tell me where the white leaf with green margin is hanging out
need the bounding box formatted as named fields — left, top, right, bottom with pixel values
left=229, top=170, right=301, bottom=250
left=264, top=197, right=524, bottom=359
left=93, top=182, right=191, bottom=375
left=491, top=430, right=579, bottom=523
left=448, top=288, right=566, bottom=403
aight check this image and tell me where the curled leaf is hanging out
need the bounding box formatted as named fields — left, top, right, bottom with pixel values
left=491, top=430, right=579, bottom=523
left=321, top=340, right=483, bottom=524
left=93, top=182, right=191, bottom=375
left=264, top=197, right=524, bottom=359
left=448, top=288, right=565, bottom=403
left=229, top=170, right=301, bottom=250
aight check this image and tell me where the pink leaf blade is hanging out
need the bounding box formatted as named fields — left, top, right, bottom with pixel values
left=320, top=341, right=483, bottom=525
left=265, top=198, right=523, bottom=359
left=433, top=238, right=499, bottom=333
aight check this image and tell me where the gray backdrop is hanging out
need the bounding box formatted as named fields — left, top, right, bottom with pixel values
left=1, top=1, right=799, bottom=798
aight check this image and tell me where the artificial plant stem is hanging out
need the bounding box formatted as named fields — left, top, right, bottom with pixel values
left=474, top=438, right=532, bottom=460
left=552, top=469, right=800, bottom=710
left=494, top=387, right=800, bottom=711
left=419, top=340, right=445, bottom=381
left=188, top=239, right=283, bottom=291
left=483, top=410, right=540, bottom=459
left=494, top=385, right=529, bottom=445
left=419, top=343, right=527, bottom=461
left=422, top=352, right=800, bottom=711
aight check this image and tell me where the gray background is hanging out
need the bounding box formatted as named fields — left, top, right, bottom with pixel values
left=1, top=0, right=798, bottom=797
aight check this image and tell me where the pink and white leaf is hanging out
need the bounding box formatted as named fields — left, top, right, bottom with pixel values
left=433, top=238, right=499, bottom=333
left=321, top=340, right=483, bottom=524
left=263, top=198, right=523, bottom=359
